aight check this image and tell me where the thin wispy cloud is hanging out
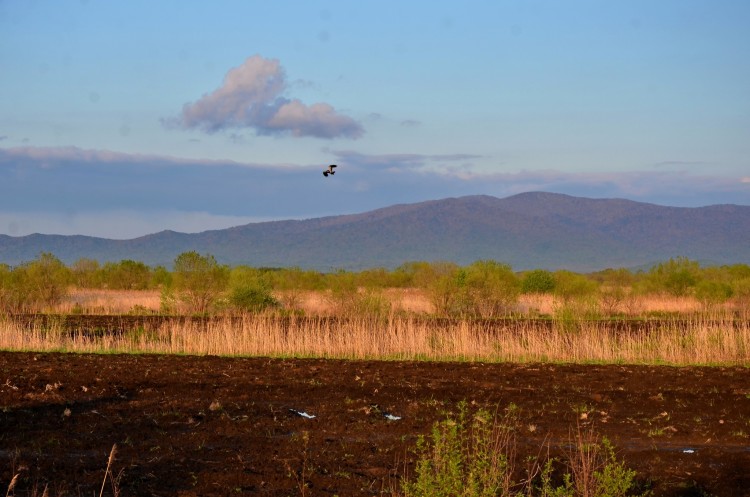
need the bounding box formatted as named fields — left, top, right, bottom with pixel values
left=1, top=146, right=749, bottom=238
left=166, top=55, right=364, bottom=139
left=330, top=150, right=482, bottom=170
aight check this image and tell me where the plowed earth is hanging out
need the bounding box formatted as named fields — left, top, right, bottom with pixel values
left=1, top=352, right=748, bottom=496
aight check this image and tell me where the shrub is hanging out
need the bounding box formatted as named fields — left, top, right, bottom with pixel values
left=399, top=404, right=648, bottom=497
left=401, top=402, right=519, bottom=497
left=521, top=269, right=556, bottom=294
left=228, top=284, right=279, bottom=313
left=169, top=251, right=229, bottom=315
left=694, top=280, right=733, bottom=308
left=463, top=260, right=520, bottom=318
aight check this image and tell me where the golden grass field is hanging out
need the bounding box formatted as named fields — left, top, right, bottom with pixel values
left=1, top=288, right=747, bottom=366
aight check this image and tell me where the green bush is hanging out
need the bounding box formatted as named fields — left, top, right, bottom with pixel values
left=402, top=402, right=519, bottom=497
left=694, top=280, right=733, bottom=307
left=400, top=403, right=648, bottom=497
left=169, top=251, right=229, bottom=315
left=521, top=269, right=556, bottom=294
left=228, top=284, right=279, bottom=313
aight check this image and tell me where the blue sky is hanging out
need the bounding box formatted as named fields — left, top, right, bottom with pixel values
left=1, top=0, right=749, bottom=239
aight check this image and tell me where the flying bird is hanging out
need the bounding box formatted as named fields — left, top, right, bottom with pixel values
left=323, top=164, right=337, bottom=177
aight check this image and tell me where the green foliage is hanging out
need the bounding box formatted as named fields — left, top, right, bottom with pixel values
left=400, top=404, right=647, bottom=497
left=150, top=265, right=172, bottom=288
left=228, top=285, right=279, bottom=313
left=694, top=280, right=733, bottom=307
left=227, top=266, right=279, bottom=313
left=401, top=402, right=518, bottom=497
left=643, top=257, right=700, bottom=297
left=553, top=271, right=598, bottom=304
left=169, top=251, right=230, bottom=315
left=592, top=439, right=641, bottom=497
left=423, top=262, right=464, bottom=317
left=421, top=261, right=520, bottom=318
left=0, top=253, right=71, bottom=313
left=326, top=270, right=392, bottom=318
left=463, top=260, right=520, bottom=318
left=71, top=258, right=102, bottom=288
left=521, top=269, right=556, bottom=294
left=100, top=259, right=152, bottom=290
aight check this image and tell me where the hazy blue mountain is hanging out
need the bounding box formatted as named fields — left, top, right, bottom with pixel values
left=2, top=192, right=749, bottom=271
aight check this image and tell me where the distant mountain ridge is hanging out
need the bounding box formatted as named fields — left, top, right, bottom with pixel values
left=1, top=192, right=749, bottom=271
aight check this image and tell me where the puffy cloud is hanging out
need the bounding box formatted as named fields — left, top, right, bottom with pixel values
left=169, top=55, right=364, bottom=139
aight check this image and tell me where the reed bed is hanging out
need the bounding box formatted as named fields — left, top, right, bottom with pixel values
left=1, top=313, right=747, bottom=365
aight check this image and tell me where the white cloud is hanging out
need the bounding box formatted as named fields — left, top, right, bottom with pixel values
left=168, top=55, right=364, bottom=139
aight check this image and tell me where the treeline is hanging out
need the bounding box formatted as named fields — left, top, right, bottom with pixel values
left=1, top=252, right=750, bottom=316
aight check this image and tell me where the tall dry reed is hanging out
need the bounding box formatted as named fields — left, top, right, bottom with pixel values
left=1, top=313, right=747, bottom=365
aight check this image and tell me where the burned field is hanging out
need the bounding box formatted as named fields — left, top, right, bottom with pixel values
left=1, top=352, right=749, bottom=496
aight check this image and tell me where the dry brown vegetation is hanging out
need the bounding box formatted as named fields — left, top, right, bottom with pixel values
left=2, top=288, right=748, bottom=366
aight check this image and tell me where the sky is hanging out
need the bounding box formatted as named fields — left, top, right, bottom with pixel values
left=1, top=0, right=749, bottom=239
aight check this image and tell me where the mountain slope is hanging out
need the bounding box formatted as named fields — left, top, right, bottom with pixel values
left=1, top=192, right=749, bottom=271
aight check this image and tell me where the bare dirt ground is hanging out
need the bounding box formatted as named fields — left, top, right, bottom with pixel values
left=1, top=352, right=749, bottom=497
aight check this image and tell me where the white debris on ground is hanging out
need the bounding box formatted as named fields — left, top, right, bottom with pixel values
left=289, top=409, right=316, bottom=419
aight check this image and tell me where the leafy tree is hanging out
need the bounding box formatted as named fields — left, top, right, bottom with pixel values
left=695, top=280, right=733, bottom=308
left=520, top=269, right=556, bottom=294
left=596, top=268, right=635, bottom=316
left=101, top=259, right=152, bottom=290
left=169, top=251, right=229, bottom=315
left=644, top=257, right=700, bottom=297
left=71, top=258, right=102, bottom=288
left=423, top=262, right=464, bottom=317
left=463, top=260, right=519, bottom=318
left=151, top=265, right=172, bottom=289
left=227, top=266, right=279, bottom=313
left=24, top=252, right=71, bottom=310
left=553, top=270, right=598, bottom=305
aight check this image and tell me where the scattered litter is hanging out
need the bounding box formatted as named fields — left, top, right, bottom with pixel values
left=369, top=404, right=401, bottom=420
left=289, top=409, right=316, bottom=419
left=682, top=449, right=695, bottom=454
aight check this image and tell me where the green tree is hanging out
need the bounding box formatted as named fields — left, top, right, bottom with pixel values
left=101, top=259, right=152, bottom=290
left=596, top=268, right=635, bottom=316
left=644, top=257, right=700, bottom=297
left=695, top=280, right=733, bottom=308
left=169, top=251, right=229, bottom=314
left=227, top=266, right=279, bottom=313
left=71, top=258, right=102, bottom=288
left=520, top=269, right=556, bottom=294
left=423, top=262, right=465, bottom=317
left=553, top=270, right=598, bottom=305
left=25, top=252, right=71, bottom=310
left=463, top=260, right=520, bottom=318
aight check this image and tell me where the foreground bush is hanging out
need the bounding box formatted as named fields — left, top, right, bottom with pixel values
left=399, top=402, right=647, bottom=497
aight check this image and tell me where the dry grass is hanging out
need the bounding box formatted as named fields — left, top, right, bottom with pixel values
left=1, top=312, right=747, bottom=366
left=8, top=288, right=744, bottom=365
left=61, top=289, right=162, bottom=314
left=56, top=288, right=730, bottom=317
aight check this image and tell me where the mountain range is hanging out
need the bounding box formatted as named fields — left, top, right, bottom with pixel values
left=2, top=192, right=749, bottom=271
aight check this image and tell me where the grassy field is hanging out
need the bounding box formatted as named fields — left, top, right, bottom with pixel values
left=1, top=289, right=747, bottom=365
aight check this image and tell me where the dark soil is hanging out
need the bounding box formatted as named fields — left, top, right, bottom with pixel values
left=1, top=352, right=748, bottom=496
